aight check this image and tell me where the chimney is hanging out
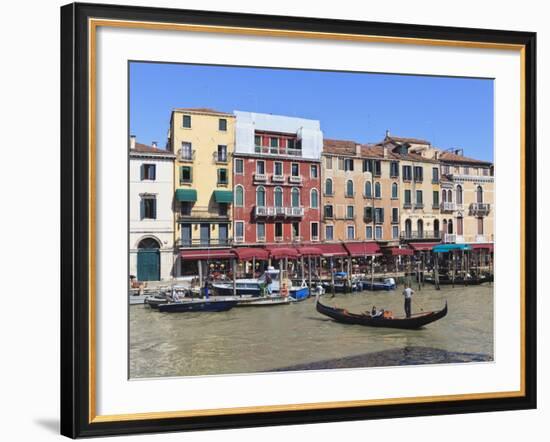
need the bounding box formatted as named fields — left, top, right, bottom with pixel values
left=434, top=151, right=439, bottom=160
left=454, top=148, right=463, bottom=156
left=385, top=129, right=390, bottom=138
left=383, top=147, right=388, bottom=159
left=355, top=144, right=361, bottom=156
left=130, top=135, right=136, bottom=150
left=152, top=141, right=158, bottom=148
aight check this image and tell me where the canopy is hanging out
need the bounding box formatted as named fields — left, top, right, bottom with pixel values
left=344, top=242, right=381, bottom=257
left=213, top=190, right=233, bottom=204
left=409, top=242, right=440, bottom=251
left=315, top=243, right=348, bottom=257
left=175, top=188, right=197, bottom=202
left=267, top=247, right=299, bottom=259
left=179, top=249, right=234, bottom=261
left=432, top=243, right=472, bottom=253
left=385, top=247, right=414, bottom=256
left=232, top=247, right=269, bottom=261
left=470, top=243, right=494, bottom=251
left=297, top=246, right=323, bottom=256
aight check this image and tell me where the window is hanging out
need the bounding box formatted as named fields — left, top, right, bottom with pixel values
left=287, top=139, right=295, bottom=150
left=405, top=219, right=412, bottom=236
left=404, top=189, right=412, bottom=205
left=417, top=219, right=424, bottom=237
left=346, top=180, right=354, bottom=197
left=477, top=217, right=484, bottom=235
left=363, top=159, right=373, bottom=173
left=291, top=163, right=300, bottom=177
left=274, top=162, right=283, bottom=176
left=402, top=165, right=412, bottom=181
left=234, top=158, right=243, bottom=174
left=235, top=221, right=244, bottom=241
left=442, top=165, right=450, bottom=175
left=217, top=168, right=228, bottom=185
left=457, top=217, right=464, bottom=235
left=141, top=196, right=156, bottom=220
left=218, top=118, right=227, bottom=131
left=310, top=165, right=318, bottom=178
left=483, top=168, right=489, bottom=176
left=374, top=182, right=381, bottom=198
left=374, top=160, right=382, bottom=177
left=181, top=141, right=193, bottom=160
left=311, top=222, right=319, bottom=241
left=219, top=204, right=228, bottom=217
left=235, top=186, right=244, bottom=207
left=310, top=189, right=319, bottom=208
left=476, top=186, right=483, bottom=203
left=463, top=166, right=469, bottom=175
left=338, top=157, right=345, bottom=170
left=270, top=137, right=279, bottom=148
left=392, top=208, right=399, bottom=224
left=141, top=164, right=156, bottom=180
left=217, top=145, right=227, bottom=162
left=325, top=178, right=333, bottom=195
left=366, top=226, right=373, bottom=239
left=257, top=223, right=266, bottom=241
left=254, top=135, right=262, bottom=147
left=375, top=208, right=384, bottom=223
left=433, top=190, right=440, bottom=207
left=344, top=158, right=354, bottom=171
left=364, top=206, right=373, bottom=222
left=347, top=225, right=355, bottom=240
left=182, top=115, right=191, bottom=128
left=414, top=166, right=423, bottom=182
left=392, top=225, right=399, bottom=239
left=434, top=219, right=440, bottom=235
left=346, top=205, right=355, bottom=219
left=179, top=166, right=192, bottom=183
left=391, top=182, right=398, bottom=199
left=390, top=161, right=399, bottom=177
left=364, top=181, right=372, bottom=198
left=275, top=222, right=283, bottom=239
left=325, top=225, right=334, bottom=241
left=432, top=167, right=439, bottom=183
left=416, top=190, right=423, bottom=204
left=180, top=202, right=192, bottom=216
left=274, top=187, right=283, bottom=207
left=324, top=205, right=334, bottom=218
left=326, top=156, right=333, bottom=169
left=256, top=186, right=266, bottom=206
left=291, top=188, right=300, bottom=207
left=292, top=222, right=300, bottom=239
left=256, top=160, right=265, bottom=175
left=375, top=226, right=383, bottom=239
left=447, top=189, right=453, bottom=202
left=456, top=185, right=463, bottom=204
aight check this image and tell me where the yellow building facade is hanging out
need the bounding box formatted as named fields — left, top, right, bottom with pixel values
left=169, top=108, right=235, bottom=259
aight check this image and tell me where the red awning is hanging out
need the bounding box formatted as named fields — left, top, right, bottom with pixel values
left=470, top=243, right=494, bottom=251
left=297, top=246, right=323, bottom=256
left=409, top=242, right=440, bottom=251
left=179, top=249, right=235, bottom=261
left=315, top=243, right=348, bottom=257
left=385, top=247, right=414, bottom=256
left=344, top=242, right=381, bottom=257
left=232, top=247, right=269, bottom=261
left=267, top=247, right=299, bottom=259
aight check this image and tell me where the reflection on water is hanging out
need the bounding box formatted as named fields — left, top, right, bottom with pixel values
left=129, top=284, right=493, bottom=378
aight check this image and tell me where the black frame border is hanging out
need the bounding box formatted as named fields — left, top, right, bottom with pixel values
left=60, top=2, right=537, bottom=438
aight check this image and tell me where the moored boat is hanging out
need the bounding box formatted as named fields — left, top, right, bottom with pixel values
left=158, top=298, right=238, bottom=313
left=360, top=277, right=396, bottom=291
left=236, top=296, right=291, bottom=307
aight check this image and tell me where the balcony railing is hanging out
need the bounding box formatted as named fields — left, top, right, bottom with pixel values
left=178, top=149, right=196, bottom=162
left=414, top=203, right=424, bottom=209
left=255, top=206, right=304, bottom=218
left=234, top=236, right=244, bottom=244
left=440, top=202, right=456, bottom=212
left=254, top=145, right=303, bottom=157
left=324, top=212, right=334, bottom=219
left=178, top=238, right=233, bottom=248
left=403, top=202, right=412, bottom=209
left=443, top=233, right=456, bottom=243
left=289, top=175, right=303, bottom=184
left=272, top=174, right=285, bottom=183
left=177, top=207, right=230, bottom=221
left=212, top=151, right=229, bottom=164
left=274, top=236, right=284, bottom=242
left=254, top=173, right=268, bottom=182
left=286, top=207, right=305, bottom=217
left=470, top=203, right=491, bottom=216
left=400, top=231, right=443, bottom=240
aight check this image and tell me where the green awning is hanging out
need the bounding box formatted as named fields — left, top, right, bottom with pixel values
left=433, top=244, right=472, bottom=253
left=175, top=189, right=197, bottom=202
left=213, top=190, right=233, bottom=204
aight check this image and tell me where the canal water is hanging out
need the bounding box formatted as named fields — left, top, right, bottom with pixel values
left=129, top=284, right=493, bottom=379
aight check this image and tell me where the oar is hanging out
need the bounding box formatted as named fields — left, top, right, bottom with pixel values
left=412, top=296, right=425, bottom=312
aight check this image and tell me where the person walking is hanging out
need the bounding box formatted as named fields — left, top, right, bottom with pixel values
left=402, top=285, right=414, bottom=318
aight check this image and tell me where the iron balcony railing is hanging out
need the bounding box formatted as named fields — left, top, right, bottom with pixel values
left=177, top=238, right=233, bottom=248
left=178, top=149, right=196, bottom=162
left=254, top=206, right=304, bottom=218
left=212, top=151, right=230, bottom=163
left=414, top=203, right=424, bottom=209
left=470, top=203, right=491, bottom=216
left=400, top=231, right=443, bottom=240
left=440, top=202, right=456, bottom=212
left=254, top=145, right=303, bottom=157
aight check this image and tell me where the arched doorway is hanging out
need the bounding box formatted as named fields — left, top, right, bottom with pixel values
left=434, top=219, right=440, bottom=238
left=417, top=219, right=424, bottom=238
left=405, top=219, right=412, bottom=238
left=137, top=237, right=161, bottom=281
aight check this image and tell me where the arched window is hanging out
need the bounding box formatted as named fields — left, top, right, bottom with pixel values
left=391, top=182, right=398, bottom=199
left=374, top=182, right=381, bottom=198
left=291, top=188, right=300, bottom=207
left=325, top=178, right=333, bottom=195
left=456, top=185, right=463, bottom=204
left=448, top=189, right=453, bottom=202
left=405, top=219, right=412, bottom=237
left=235, top=185, right=244, bottom=207
left=434, top=219, right=440, bottom=236
left=443, top=219, right=448, bottom=233
left=448, top=219, right=454, bottom=234
left=442, top=190, right=447, bottom=202
left=274, top=187, right=283, bottom=207
left=477, top=186, right=483, bottom=203
left=256, top=186, right=265, bottom=207
left=417, top=219, right=424, bottom=237
left=346, top=180, right=354, bottom=197
left=310, top=189, right=319, bottom=208
left=138, top=237, right=160, bottom=249
left=364, top=181, right=372, bottom=198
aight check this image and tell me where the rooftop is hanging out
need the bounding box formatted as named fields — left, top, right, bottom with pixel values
left=439, top=151, right=492, bottom=166
left=130, top=142, right=175, bottom=157
left=172, top=107, right=234, bottom=117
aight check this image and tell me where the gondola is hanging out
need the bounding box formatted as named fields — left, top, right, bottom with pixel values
left=424, top=274, right=491, bottom=286
left=158, top=299, right=238, bottom=313
left=315, top=295, right=447, bottom=329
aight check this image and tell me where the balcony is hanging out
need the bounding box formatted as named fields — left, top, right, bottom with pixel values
left=289, top=175, right=303, bottom=184
left=414, top=203, right=424, bottom=209
left=178, top=238, right=233, bottom=248
left=212, top=151, right=230, bottom=164
left=254, top=173, right=268, bottom=182
left=234, top=236, right=244, bottom=244
left=440, top=202, right=456, bottom=212
left=272, top=174, right=285, bottom=183
left=400, top=231, right=443, bottom=240
left=324, top=212, right=334, bottom=220
left=178, top=149, right=195, bottom=162
left=403, top=202, right=412, bottom=209
left=254, top=145, right=303, bottom=157
left=177, top=207, right=229, bottom=222
left=255, top=206, right=304, bottom=218
left=443, top=233, right=456, bottom=243
left=470, top=203, right=491, bottom=216
left=286, top=207, right=305, bottom=217
left=274, top=236, right=284, bottom=242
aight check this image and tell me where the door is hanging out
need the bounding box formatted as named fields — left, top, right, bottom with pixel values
left=181, top=224, right=192, bottom=246
left=219, top=224, right=228, bottom=246
left=137, top=249, right=160, bottom=281
left=200, top=223, right=210, bottom=246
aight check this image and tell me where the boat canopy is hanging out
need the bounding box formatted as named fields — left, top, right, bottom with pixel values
left=232, top=247, right=269, bottom=261
left=344, top=242, right=381, bottom=257
left=432, top=244, right=472, bottom=253
left=175, top=188, right=197, bottom=202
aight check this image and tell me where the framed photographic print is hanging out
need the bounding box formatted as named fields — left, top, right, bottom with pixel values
left=60, top=2, right=537, bottom=438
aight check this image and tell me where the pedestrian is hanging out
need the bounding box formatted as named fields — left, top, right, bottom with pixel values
left=402, top=285, right=414, bottom=318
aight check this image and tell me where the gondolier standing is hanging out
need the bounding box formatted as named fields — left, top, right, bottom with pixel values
left=402, top=285, right=414, bottom=318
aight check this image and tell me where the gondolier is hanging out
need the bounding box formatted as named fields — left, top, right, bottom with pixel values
left=402, top=285, right=414, bottom=318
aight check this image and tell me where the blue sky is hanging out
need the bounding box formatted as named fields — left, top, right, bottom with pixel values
left=130, top=62, right=494, bottom=162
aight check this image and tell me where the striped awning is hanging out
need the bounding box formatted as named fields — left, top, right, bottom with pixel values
left=175, top=189, right=197, bottom=202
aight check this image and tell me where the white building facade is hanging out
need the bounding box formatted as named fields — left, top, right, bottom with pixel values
left=129, top=138, right=175, bottom=281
